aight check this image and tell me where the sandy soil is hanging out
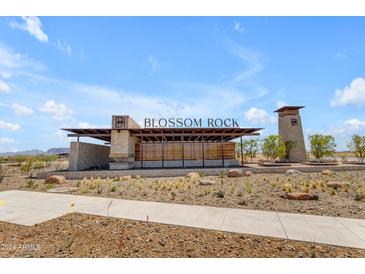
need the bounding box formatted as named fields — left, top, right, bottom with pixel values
left=1, top=166, right=365, bottom=219
left=0, top=213, right=364, bottom=258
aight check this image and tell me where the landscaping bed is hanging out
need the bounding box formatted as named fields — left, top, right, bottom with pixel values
left=0, top=213, right=364, bottom=258
left=3, top=167, right=365, bottom=219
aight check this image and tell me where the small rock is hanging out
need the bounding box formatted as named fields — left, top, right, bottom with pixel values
left=281, top=192, right=319, bottom=201
left=326, top=181, right=350, bottom=189
left=322, top=169, right=334, bottom=175
left=227, top=169, right=242, bottom=178
left=45, top=175, right=66, bottom=184
left=186, top=172, right=200, bottom=179
left=199, top=179, right=216, bottom=186
left=286, top=169, right=303, bottom=176
left=315, top=245, right=326, bottom=253
left=121, top=175, right=132, bottom=181
left=244, top=171, right=253, bottom=177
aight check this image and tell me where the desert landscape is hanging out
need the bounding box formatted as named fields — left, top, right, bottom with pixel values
left=1, top=155, right=365, bottom=258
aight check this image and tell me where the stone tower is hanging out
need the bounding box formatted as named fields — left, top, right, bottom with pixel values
left=274, top=106, right=307, bottom=162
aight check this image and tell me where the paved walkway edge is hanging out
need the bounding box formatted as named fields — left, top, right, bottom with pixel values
left=0, top=190, right=365, bottom=250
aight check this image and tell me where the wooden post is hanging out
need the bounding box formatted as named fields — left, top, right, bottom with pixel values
left=141, top=136, right=144, bottom=169
left=221, top=136, right=224, bottom=167
left=240, top=136, right=243, bottom=166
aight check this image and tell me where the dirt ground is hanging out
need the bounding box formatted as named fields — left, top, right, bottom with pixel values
left=1, top=165, right=365, bottom=219
left=0, top=213, right=364, bottom=258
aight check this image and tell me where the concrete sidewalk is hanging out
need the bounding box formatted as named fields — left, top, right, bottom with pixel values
left=0, top=190, right=365, bottom=249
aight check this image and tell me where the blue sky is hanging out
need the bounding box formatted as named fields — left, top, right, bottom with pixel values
left=1, top=16, right=365, bottom=152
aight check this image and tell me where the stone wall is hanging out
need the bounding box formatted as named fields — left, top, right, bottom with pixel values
left=69, top=142, right=110, bottom=171
left=37, top=164, right=365, bottom=179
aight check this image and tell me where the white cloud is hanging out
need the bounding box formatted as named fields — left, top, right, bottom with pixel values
left=344, top=119, right=365, bottom=131
left=276, top=100, right=287, bottom=108
left=9, top=16, right=48, bottom=42
left=11, top=103, right=34, bottom=115
left=0, top=71, right=11, bottom=78
left=148, top=56, right=161, bottom=72
left=0, top=120, right=20, bottom=131
left=0, top=137, right=15, bottom=144
left=234, top=22, right=244, bottom=33
left=0, top=80, right=10, bottom=93
left=331, top=77, right=365, bottom=107
left=40, top=100, right=73, bottom=121
left=55, top=40, right=72, bottom=56
left=226, top=44, right=264, bottom=84
left=244, top=107, right=276, bottom=125
left=78, top=122, right=95, bottom=128
left=0, top=43, right=44, bottom=71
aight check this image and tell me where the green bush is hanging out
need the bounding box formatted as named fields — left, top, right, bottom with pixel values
left=261, top=135, right=286, bottom=160
left=240, top=139, right=259, bottom=162
left=215, top=190, right=225, bottom=198
left=347, top=135, right=365, bottom=163
left=309, top=134, right=336, bottom=162
left=284, top=140, right=297, bottom=160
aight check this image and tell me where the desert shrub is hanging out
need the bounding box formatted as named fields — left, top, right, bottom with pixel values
left=0, top=157, right=4, bottom=164
left=24, top=179, right=35, bottom=188
left=261, top=135, right=286, bottom=160
left=110, top=185, right=117, bottom=192
left=36, top=155, right=58, bottom=167
left=0, top=164, right=8, bottom=184
left=309, top=134, right=336, bottom=162
left=355, top=188, right=365, bottom=201
left=347, top=135, right=365, bottom=163
left=215, top=190, right=225, bottom=198
left=20, top=159, right=34, bottom=177
left=33, top=161, right=46, bottom=170
left=45, top=183, right=55, bottom=190
left=240, top=139, right=259, bottom=162
left=245, top=182, right=253, bottom=193
left=218, top=170, right=225, bottom=178
left=96, top=184, right=103, bottom=194
left=282, top=183, right=293, bottom=193
left=170, top=191, right=176, bottom=200
left=13, top=155, right=30, bottom=164
left=284, top=140, right=297, bottom=160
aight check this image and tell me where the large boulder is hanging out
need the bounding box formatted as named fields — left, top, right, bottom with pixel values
left=286, top=169, right=303, bottom=176
left=45, top=175, right=66, bottom=185
left=199, top=179, right=216, bottom=186
left=244, top=171, right=254, bottom=177
left=227, top=169, right=243, bottom=178
left=121, top=175, right=132, bottom=181
left=322, top=169, right=334, bottom=176
left=186, top=172, right=200, bottom=179
left=281, top=192, right=319, bottom=201
left=326, top=181, right=350, bottom=189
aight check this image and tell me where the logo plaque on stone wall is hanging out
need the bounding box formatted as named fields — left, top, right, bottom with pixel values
left=112, top=115, right=128, bottom=129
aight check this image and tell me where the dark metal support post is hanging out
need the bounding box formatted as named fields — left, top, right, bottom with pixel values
left=77, top=136, right=79, bottom=142
left=182, top=142, right=185, bottom=168
left=221, top=136, right=224, bottom=167
left=202, top=142, right=205, bottom=168
left=162, top=142, right=164, bottom=168
left=240, top=136, right=243, bottom=167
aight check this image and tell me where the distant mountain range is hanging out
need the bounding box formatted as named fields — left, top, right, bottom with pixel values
left=0, top=147, right=69, bottom=157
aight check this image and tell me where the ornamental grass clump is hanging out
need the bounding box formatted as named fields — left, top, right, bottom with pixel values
left=355, top=188, right=365, bottom=201
left=282, top=183, right=293, bottom=193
